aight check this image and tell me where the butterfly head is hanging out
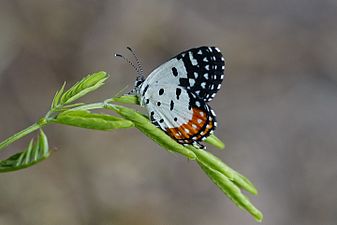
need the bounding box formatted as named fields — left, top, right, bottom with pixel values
left=135, top=75, right=145, bottom=88
left=128, top=75, right=145, bottom=95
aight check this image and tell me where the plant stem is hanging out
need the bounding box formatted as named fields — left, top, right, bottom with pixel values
left=0, top=102, right=108, bottom=153
left=67, top=102, right=106, bottom=111
left=0, top=119, right=47, bottom=152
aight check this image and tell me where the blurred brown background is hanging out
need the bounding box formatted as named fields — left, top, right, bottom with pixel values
left=1, top=0, right=337, bottom=225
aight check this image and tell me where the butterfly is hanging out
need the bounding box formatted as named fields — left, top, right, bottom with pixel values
left=116, top=46, right=225, bottom=148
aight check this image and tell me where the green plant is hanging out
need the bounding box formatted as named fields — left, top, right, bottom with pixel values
left=0, top=71, right=263, bottom=221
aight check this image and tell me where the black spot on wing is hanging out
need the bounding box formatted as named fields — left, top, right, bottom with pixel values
left=176, top=88, right=182, bottom=100
left=170, top=100, right=174, bottom=111
left=172, top=67, right=178, bottom=76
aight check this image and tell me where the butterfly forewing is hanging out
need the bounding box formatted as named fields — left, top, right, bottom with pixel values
left=144, top=46, right=225, bottom=102
left=176, top=46, right=225, bottom=102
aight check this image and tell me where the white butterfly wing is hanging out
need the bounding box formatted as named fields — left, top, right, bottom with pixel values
left=141, top=84, right=216, bottom=147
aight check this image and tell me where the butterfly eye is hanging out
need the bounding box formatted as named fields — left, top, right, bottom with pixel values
left=135, top=80, right=141, bottom=87
left=134, top=76, right=144, bottom=87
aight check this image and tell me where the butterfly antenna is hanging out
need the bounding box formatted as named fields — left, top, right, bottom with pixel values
left=115, top=53, right=141, bottom=75
left=126, top=46, right=144, bottom=77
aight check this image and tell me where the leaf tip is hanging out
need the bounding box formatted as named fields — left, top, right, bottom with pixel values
left=254, top=210, right=264, bottom=222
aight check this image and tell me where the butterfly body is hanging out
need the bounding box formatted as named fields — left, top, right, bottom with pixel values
left=133, top=46, right=225, bottom=148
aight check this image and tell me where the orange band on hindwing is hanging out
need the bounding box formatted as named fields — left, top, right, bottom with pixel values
left=165, top=107, right=214, bottom=144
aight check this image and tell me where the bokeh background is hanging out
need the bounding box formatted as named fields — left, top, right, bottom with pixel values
left=1, top=1, right=337, bottom=225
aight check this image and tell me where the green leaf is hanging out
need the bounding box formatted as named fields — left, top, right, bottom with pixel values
left=105, top=104, right=197, bottom=160
left=105, top=103, right=262, bottom=221
left=188, top=146, right=261, bottom=221
left=51, top=82, right=66, bottom=109
left=187, top=146, right=234, bottom=180
left=199, top=163, right=263, bottom=222
left=189, top=146, right=258, bottom=195
left=109, top=103, right=258, bottom=184
left=204, top=134, right=225, bottom=149
left=108, top=95, right=140, bottom=105
left=53, top=110, right=134, bottom=130
left=0, top=130, right=50, bottom=173
left=51, top=71, right=108, bottom=108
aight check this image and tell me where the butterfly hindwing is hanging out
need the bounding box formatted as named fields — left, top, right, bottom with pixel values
left=142, top=84, right=216, bottom=147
